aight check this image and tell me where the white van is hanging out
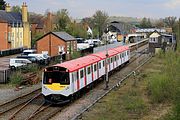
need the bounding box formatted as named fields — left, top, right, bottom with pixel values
left=9, top=58, right=32, bottom=69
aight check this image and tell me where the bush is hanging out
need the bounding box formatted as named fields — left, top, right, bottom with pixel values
left=71, top=51, right=81, bottom=59
left=147, top=73, right=175, bottom=103
left=21, top=64, right=39, bottom=73
left=9, top=71, right=24, bottom=85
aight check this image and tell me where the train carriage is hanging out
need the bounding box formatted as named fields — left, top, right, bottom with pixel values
left=42, top=45, right=130, bottom=103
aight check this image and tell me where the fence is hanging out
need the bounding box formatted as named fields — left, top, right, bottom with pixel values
left=0, top=47, right=24, bottom=57
left=0, top=69, right=11, bottom=83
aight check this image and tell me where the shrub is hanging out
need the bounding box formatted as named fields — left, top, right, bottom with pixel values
left=147, top=73, right=175, bottom=103
left=21, top=64, right=39, bottom=73
left=71, top=51, right=81, bottom=59
left=9, top=71, right=24, bottom=85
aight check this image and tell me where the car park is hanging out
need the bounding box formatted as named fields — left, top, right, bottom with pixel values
left=16, top=55, right=42, bottom=64
left=9, top=58, right=32, bottom=69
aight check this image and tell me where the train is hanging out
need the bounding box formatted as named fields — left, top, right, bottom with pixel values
left=42, top=45, right=130, bottom=104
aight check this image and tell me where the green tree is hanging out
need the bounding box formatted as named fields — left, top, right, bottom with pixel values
left=0, top=0, right=6, bottom=10
left=140, top=17, right=152, bottom=28
left=11, top=5, right=21, bottom=13
left=54, top=9, right=71, bottom=31
left=92, top=10, right=109, bottom=38
left=66, top=21, right=87, bottom=38
left=163, top=16, right=177, bottom=28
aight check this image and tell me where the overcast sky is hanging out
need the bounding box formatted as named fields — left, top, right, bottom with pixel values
left=5, top=0, right=180, bottom=19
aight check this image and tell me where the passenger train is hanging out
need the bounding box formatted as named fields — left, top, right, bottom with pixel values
left=42, top=45, right=130, bottom=103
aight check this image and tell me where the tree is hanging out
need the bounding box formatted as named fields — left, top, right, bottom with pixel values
left=163, top=16, right=177, bottom=28
left=154, top=19, right=165, bottom=28
left=92, top=10, right=109, bottom=38
left=54, top=9, right=71, bottom=31
left=0, top=0, right=6, bottom=10
left=11, top=5, right=21, bottom=13
left=140, top=17, right=152, bottom=28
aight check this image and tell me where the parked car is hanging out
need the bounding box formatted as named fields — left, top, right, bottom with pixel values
left=21, top=49, right=36, bottom=56
left=28, top=54, right=50, bottom=65
left=9, top=58, right=32, bottom=69
left=16, top=55, right=42, bottom=64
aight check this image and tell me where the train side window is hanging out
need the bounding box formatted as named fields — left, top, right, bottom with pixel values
left=80, top=69, right=84, bottom=78
left=117, top=55, right=119, bottom=60
left=87, top=67, right=91, bottom=74
left=111, top=57, right=113, bottom=63
left=77, top=71, right=79, bottom=80
left=115, top=56, right=117, bottom=61
left=120, top=54, right=122, bottom=58
left=127, top=51, right=129, bottom=55
left=103, top=60, right=105, bottom=67
left=99, top=62, right=101, bottom=69
left=94, top=64, right=97, bottom=71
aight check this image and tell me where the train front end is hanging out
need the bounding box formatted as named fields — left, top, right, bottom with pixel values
left=42, top=66, right=71, bottom=104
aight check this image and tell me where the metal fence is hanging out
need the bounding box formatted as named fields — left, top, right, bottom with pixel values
left=0, top=47, right=24, bottom=57
left=0, top=69, right=11, bottom=83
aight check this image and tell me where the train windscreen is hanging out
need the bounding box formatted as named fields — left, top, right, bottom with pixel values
left=43, top=72, right=70, bottom=85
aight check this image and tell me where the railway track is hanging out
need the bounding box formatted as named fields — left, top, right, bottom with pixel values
left=71, top=50, right=152, bottom=120
left=0, top=88, right=41, bottom=116
left=0, top=41, right=149, bottom=120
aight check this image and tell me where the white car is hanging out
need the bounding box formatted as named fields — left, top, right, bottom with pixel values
left=9, top=58, right=32, bottom=69
left=22, top=49, right=37, bottom=55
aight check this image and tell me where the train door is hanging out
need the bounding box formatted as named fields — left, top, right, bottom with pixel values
left=93, top=63, right=97, bottom=81
left=79, top=68, right=85, bottom=89
left=86, top=66, right=92, bottom=85
left=71, top=72, right=77, bottom=93
left=98, top=61, right=102, bottom=77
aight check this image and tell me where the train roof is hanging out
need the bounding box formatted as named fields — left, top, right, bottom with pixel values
left=54, top=55, right=101, bottom=72
left=52, top=45, right=129, bottom=72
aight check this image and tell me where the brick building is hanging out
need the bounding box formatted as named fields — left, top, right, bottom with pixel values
left=36, top=32, right=77, bottom=58
left=0, top=3, right=31, bottom=50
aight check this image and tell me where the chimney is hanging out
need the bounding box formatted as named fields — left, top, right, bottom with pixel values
left=5, top=3, right=11, bottom=12
left=22, top=2, right=28, bottom=22
left=46, top=12, right=53, bottom=32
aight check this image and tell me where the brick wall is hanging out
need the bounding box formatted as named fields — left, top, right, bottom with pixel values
left=0, top=22, right=8, bottom=50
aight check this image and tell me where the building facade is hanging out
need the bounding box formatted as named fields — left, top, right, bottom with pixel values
left=0, top=3, right=31, bottom=50
left=36, top=32, right=77, bottom=59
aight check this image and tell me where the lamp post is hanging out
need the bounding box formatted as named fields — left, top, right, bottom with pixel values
left=58, top=46, right=64, bottom=63
left=104, top=24, right=109, bottom=90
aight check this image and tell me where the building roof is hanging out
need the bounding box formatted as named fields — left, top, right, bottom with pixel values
left=52, top=32, right=75, bottom=41
left=0, top=10, right=22, bottom=24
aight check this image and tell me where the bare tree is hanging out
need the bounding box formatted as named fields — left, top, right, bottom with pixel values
left=163, top=16, right=177, bottom=28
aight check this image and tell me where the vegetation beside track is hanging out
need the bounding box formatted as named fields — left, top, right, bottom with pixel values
left=80, top=44, right=180, bottom=120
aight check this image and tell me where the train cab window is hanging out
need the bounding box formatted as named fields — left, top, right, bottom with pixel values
left=94, top=64, right=97, bottom=71
left=87, top=67, right=91, bottom=74
left=80, top=70, right=84, bottom=78
left=103, top=60, right=105, bottom=67
left=99, top=62, right=101, bottom=69
left=43, top=71, right=70, bottom=85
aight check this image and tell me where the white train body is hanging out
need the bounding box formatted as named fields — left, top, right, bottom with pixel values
left=42, top=45, right=130, bottom=103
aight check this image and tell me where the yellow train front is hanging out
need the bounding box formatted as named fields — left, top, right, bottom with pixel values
left=42, top=66, right=72, bottom=104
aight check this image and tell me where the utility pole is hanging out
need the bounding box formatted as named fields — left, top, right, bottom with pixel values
left=104, top=24, right=109, bottom=90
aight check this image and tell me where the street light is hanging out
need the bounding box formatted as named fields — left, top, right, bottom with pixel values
left=58, top=46, right=64, bottom=63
